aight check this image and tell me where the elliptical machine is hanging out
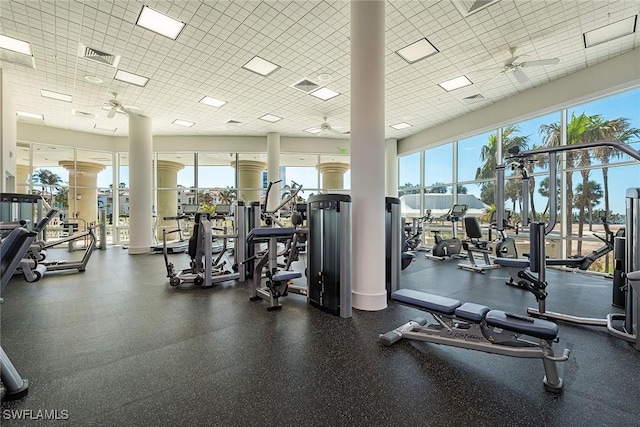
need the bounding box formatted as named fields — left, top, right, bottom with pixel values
left=404, top=210, right=433, bottom=251
left=425, top=204, right=468, bottom=261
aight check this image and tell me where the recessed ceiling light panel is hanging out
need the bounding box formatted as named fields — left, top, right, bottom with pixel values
left=136, top=6, right=186, bottom=40
left=0, top=34, right=32, bottom=55
left=259, top=114, right=283, bottom=123
left=583, top=15, right=637, bottom=48
left=438, top=75, right=473, bottom=92
left=396, top=38, right=439, bottom=64
left=16, top=111, right=44, bottom=120
left=309, top=87, right=340, bottom=101
left=41, top=89, right=73, bottom=102
left=172, top=119, right=195, bottom=127
left=114, top=69, right=149, bottom=87
left=390, top=122, right=412, bottom=130
left=242, top=56, right=280, bottom=76
left=199, top=96, right=227, bottom=108
left=304, top=127, right=322, bottom=134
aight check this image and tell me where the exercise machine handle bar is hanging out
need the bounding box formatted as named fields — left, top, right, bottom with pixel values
left=508, top=140, right=640, bottom=235
left=263, top=180, right=303, bottom=222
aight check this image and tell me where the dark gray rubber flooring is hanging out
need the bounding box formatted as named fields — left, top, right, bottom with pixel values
left=1, top=247, right=639, bottom=426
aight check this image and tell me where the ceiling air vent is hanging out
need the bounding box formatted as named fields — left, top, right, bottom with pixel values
left=291, top=78, right=320, bottom=94
left=0, top=49, right=36, bottom=69
left=72, top=110, right=96, bottom=118
left=452, top=0, right=500, bottom=18
left=78, top=43, right=121, bottom=67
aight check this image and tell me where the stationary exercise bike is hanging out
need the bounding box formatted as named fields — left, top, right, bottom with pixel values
left=425, top=204, right=468, bottom=261
left=489, top=210, right=519, bottom=259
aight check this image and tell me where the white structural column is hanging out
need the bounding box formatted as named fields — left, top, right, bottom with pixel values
left=16, top=164, right=31, bottom=193
left=318, top=162, right=350, bottom=191
left=128, top=115, right=153, bottom=254
left=1, top=69, right=17, bottom=193
left=234, top=160, right=266, bottom=203
left=385, top=138, right=398, bottom=197
left=351, top=0, right=386, bottom=311
left=156, top=160, right=184, bottom=232
left=267, top=132, right=280, bottom=212
left=59, top=161, right=105, bottom=223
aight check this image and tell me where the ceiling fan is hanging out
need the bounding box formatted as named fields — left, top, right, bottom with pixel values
left=103, top=92, right=142, bottom=118
left=482, top=47, right=560, bottom=85
left=314, top=117, right=346, bottom=136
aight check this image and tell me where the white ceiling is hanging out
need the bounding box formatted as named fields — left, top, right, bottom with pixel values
left=1, top=0, right=639, bottom=140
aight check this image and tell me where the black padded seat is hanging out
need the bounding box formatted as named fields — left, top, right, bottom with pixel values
left=391, top=289, right=461, bottom=315
left=485, top=311, right=559, bottom=340
left=455, top=302, right=490, bottom=323
left=493, top=258, right=530, bottom=268
left=247, top=227, right=296, bottom=240
left=272, top=271, right=302, bottom=282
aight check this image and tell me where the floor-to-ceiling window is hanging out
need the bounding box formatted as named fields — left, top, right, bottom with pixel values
left=398, top=86, right=640, bottom=273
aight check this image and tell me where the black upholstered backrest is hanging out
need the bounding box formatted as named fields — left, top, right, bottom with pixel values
left=464, top=217, right=483, bottom=239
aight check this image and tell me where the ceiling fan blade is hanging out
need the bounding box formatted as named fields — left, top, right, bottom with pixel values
left=504, top=55, right=520, bottom=66
left=476, top=70, right=504, bottom=90
left=512, top=68, right=529, bottom=84
left=107, top=108, right=116, bottom=118
left=522, top=58, right=560, bottom=67
left=476, top=65, right=506, bottom=73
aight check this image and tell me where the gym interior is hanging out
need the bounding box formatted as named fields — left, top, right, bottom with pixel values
left=1, top=1, right=640, bottom=425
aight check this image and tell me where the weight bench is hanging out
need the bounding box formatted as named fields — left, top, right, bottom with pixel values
left=247, top=227, right=303, bottom=311
left=380, top=288, right=570, bottom=393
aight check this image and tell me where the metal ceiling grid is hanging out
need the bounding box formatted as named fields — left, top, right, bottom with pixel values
left=0, top=0, right=638, bottom=140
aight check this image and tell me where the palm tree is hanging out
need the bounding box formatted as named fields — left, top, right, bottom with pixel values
left=577, top=181, right=604, bottom=231
left=504, top=179, right=523, bottom=214
left=574, top=181, right=603, bottom=253
left=540, top=113, right=592, bottom=255
left=537, top=175, right=561, bottom=216
left=198, top=191, right=213, bottom=205
left=32, top=169, right=63, bottom=206
left=475, top=126, right=529, bottom=182
left=479, top=182, right=495, bottom=206
left=591, top=117, right=640, bottom=218
left=475, top=126, right=529, bottom=209
left=540, top=112, right=637, bottom=255
left=219, top=187, right=237, bottom=205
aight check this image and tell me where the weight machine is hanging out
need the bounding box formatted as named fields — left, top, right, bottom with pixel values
left=494, top=141, right=640, bottom=350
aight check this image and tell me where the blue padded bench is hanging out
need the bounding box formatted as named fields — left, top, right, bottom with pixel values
left=392, top=289, right=460, bottom=315
left=485, top=311, right=558, bottom=341
left=390, top=289, right=558, bottom=340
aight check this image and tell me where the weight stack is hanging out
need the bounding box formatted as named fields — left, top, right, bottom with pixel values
left=307, top=194, right=352, bottom=318
left=613, top=236, right=626, bottom=308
